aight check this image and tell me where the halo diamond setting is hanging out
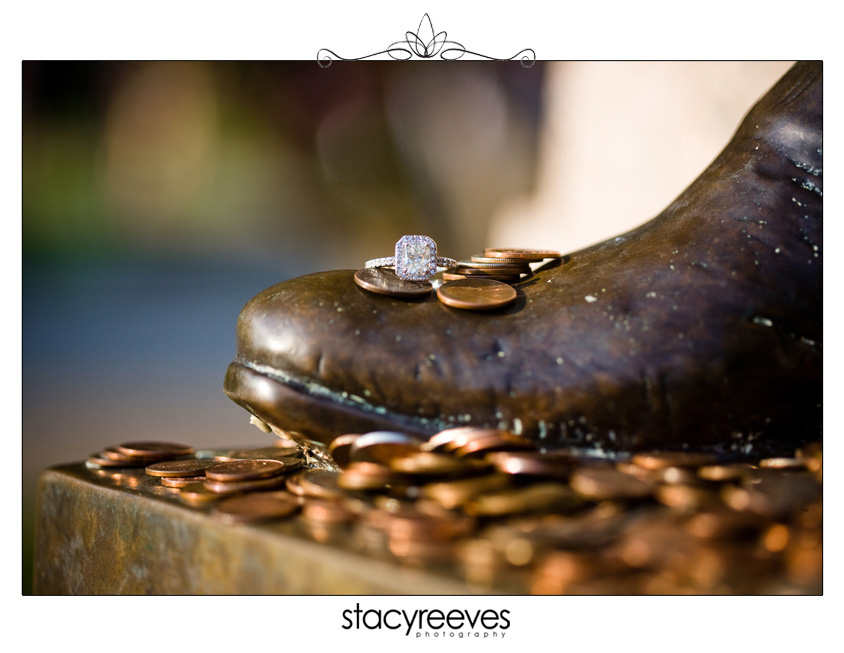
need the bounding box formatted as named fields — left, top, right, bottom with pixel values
left=395, top=235, right=438, bottom=282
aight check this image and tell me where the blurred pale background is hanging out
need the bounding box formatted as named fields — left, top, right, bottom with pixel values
left=490, top=61, right=792, bottom=249
left=22, top=60, right=791, bottom=594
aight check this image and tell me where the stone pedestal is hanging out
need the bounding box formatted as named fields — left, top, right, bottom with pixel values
left=33, top=463, right=479, bottom=595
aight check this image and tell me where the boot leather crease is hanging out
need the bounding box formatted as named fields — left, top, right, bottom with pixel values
left=224, top=61, right=822, bottom=457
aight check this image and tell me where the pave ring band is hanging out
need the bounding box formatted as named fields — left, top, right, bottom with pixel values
left=365, top=235, right=457, bottom=282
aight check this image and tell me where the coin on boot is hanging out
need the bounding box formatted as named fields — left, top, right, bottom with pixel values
left=354, top=267, right=433, bottom=298
left=436, top=278, right=517, bottom=311
left=458, top=260, right=531, bottom=271
left=443, top=272, right=523, bottom=284
left=483, top=248, right=561, bottom=260
left=471, top=254, right=544, bottom=265
left=455, top=263, right=531, bottom=277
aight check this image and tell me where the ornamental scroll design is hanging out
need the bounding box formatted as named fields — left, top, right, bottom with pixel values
left=317, top=14, right=536, bottom=68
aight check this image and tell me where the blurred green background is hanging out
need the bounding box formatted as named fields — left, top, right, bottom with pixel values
left=22, top=61, right=546, bottom=594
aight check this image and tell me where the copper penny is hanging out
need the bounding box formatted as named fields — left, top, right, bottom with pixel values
left=454, top=268, right=528, bottom=281
left=160, top=476, right=204, bottom=488
left=697, top=464, right=757, bottom=482
left=630, top=451, right=717, bottom=470
left=452, top=433, right=535, bottom=458
left=464, top=483, right=583, bottom=517
left=214, top=491, right=300, bottom=523
left=456, top=261, right=531, bottom=273
left=569, top=466, right=655, bottom=500
left=437, top=278, right=517, bottom=311
left=205, top=459, right=286, bottom=482
left=655, top=484, right=719, bottom=511
left=337, top=462, right=400, bottom=491
left=422, top=474, right=513, bottom=509
left=442, top=272, right=521, bottom=284
left=650, top=466, right=703, bottom=486
left=116, top=441, right=195, bottom=457
left=348, top=431, right=424, bottom=465
left=214, top=448, right=304, bottom=472
left=615, top=461, right=658, bottom=481
left=485, top=451, right=575, bottom=479
left=470, top=254, right=543, bottom=265
left=722, top=472, right=821, bottom=518
left=328, top=433, right=362, bottom=468
left=301, top=499, right=355, bottom=525
left=424, top=427, right=513, bottom=453
left=454, top=267, right=528, bottom=278
left=87, top=454, right=136, bottom=468
left=100, top=447, right=167, bottom=463
left=381, top=508, right=475, bottom=541
left=285, top=470, right=309, bottom=496
left=179, top=482, right=220, bottom=505
left=145, top=459, right=219, bottom=478
left=483, top=248, right=561, bottom=259
left=354, top=267, right=433, bottom=298
left=389, top=452, right=489, bottom=477
left=685, top=509, right=768, bottom=540
left=297, top=470, right=345, bottom=499
left=204, top=474, right=289, bottom=495
left=757, top=457, right=807, bottom=470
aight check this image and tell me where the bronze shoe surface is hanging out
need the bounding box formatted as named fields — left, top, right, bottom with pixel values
left=224, top=61, right=822, bottom=457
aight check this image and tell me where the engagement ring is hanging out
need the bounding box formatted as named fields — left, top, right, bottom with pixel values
left=365, top=235, right=457, bottom=282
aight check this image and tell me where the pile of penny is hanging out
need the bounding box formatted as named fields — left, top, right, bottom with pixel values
left=144, top=443, right=306, bottom=513
left=92, top=429, right=823, bottom=594
left=354, top=247, right=562, bottom=311
left=87, top=441, right=195, bottom=468
left=445, top=249, right=562, bottom=283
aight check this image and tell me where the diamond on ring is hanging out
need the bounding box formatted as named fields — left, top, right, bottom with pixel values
left=396, top=235, right=438, bottom=281
left=365, top=235, right=457, bottom=282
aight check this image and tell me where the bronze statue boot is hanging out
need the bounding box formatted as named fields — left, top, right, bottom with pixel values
left=225, top=61, right=822, bottom=457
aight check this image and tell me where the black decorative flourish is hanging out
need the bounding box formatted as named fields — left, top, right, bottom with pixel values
left=317, top=14, right=535, bottom=68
